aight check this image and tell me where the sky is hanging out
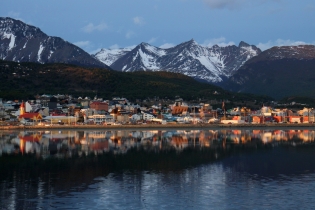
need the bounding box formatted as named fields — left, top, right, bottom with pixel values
left=1, top=0, right=315, bottom=53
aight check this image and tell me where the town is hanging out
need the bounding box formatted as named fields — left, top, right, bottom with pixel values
left=0, top=94, right=314, bottom=127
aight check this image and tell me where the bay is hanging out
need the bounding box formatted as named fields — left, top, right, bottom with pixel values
left=1, top=129, right=315, bottom=209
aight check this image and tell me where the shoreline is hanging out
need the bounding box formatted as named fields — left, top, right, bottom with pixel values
left=1, top=123, right=315, bottom=130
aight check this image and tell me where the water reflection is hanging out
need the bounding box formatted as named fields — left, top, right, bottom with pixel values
left=2, top=129, right=315, bottom=209
left=1, top=129, right=314, bottom=157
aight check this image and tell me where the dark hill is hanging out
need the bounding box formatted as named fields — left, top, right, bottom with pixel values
left=0, top=59, right=271, bottom=102
left=222, top=45, right=315, bottom=99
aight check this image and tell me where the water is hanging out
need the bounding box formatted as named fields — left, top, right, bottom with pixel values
left=1, top=129, right=315, bottom=209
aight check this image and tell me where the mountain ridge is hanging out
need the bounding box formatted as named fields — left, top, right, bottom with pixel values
left=94, top=39, right=261, bottom=83
left=222, top=45, right=315, bottom=99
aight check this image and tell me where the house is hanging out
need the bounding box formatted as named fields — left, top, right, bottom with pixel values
left=18, top=101, right=43, bottom=123
left=229, top=107, right=240, bottom=116
left=171, top=98, right=188, bottom=115
left=289, top=116, right=302, bottom=123
left=36, top=107, right=50, bottom=117
left=117, top=111, right=131, bottom=123
left=142, top=111, right=156, bottom=121
left=124, top=104, right=138, bottom=113
left=48, top=97, right=58, bottom=110
left=298, top=108, right=315, bottom=122
left=89, top=101, right=109, bottom=112
left=112, top=97, right=128, bottom=104
left=130, top=113, right=143, bottom=121
left=79, top=99, right=90, bottom=108
left=88, top=115, right=114, bottom=124
left=19, top=113, right=43, bottom=123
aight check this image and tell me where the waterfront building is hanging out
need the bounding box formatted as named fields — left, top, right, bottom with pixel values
left=18, top=101, right=43, bottom=123
left=171, top=98, right=188, bottom=115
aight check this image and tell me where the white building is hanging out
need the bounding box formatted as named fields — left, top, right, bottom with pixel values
left=88, top=115, right=114, bottom=124
left=142, top=112, right=155, bottom=121
left=130, top=114, right=143, bottom=121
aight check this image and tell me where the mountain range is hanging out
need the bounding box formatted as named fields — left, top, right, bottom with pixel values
left=0, top=17, right=109, bottom=68
left=2, top=17, right=315, bottom=99
left=94, top=40, right=261, bottom=83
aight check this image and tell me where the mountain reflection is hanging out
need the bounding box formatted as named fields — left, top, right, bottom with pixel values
left=0, top=129, right=315, bottom=157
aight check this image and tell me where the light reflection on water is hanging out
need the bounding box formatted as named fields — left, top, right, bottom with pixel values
left=0, top=129, right=314, bottom=157
left=8, top=161, right=315, bottom=210
left=1, top=129, right=315, bottom=209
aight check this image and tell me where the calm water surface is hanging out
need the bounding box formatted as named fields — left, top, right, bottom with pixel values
left=1, top=129, right=315, bottom=209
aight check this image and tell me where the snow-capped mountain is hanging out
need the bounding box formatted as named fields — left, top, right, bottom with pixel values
left=96, top=39, right=261, bottom=83
left=111, top=42, right=167, bottom=71
left=93, top=47, right=132, bottom=66
left=0, top=17, right=109, bottom=68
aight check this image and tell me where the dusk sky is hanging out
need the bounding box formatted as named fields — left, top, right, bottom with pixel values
left=2, top=0, right=315, bottom=53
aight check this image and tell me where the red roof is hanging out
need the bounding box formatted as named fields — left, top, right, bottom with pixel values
left=19, top=113, right=43, bottom=120
left=90, top=101, right=108, bottom=105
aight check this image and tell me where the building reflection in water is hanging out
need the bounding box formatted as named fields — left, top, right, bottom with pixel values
left=0, top=129, right=315, bottom=157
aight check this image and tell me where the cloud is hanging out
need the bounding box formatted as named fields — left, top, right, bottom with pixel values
left=159, top=43, right=175, bottom=49
left=133, top=17, right=145, bottom=25
left=74, top=41, right=91, bottom=48
left=202, top=37, right=235, bottom=47
left=8, top=11, right=26, bottom=22
left=148, top=37, right=157, bottom=44
left=125, top=31, right=135, bottom=39
left=89, top=48, right=102, bottom=54
left=82, top=22, right=107, bottom=33
left=73, top=41, right=102, bottom=54
left=109, top=44, right=136, bottom=50
left=202, top=0, right=245, bottom=10
left=257, top=39, right=314, bottom=51
left=202, top=0, right=281, bottom=10
left=109, top=44, right=120, bottom=49
left=125, top=45, right=137, bottom=50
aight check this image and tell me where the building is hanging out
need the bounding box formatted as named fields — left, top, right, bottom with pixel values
left=87, top=115, right=114, bottom=124
left=142, top=111, right=156, bottom=121
left=48, top=97, right=58, bottom=110
left=89, top=101, right=109, bottom=112
left=171, top=98, right=188, bottom=115
left=18, top=101, right=43, bottom=123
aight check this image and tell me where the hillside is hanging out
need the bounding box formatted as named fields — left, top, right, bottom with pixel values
left=222, top=45, right=315, bottom=99
left=0, top=59, right=271, bottom=102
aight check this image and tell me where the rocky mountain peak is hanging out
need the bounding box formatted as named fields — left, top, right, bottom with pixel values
left=238, top=41, right=250, bottom=48
left=106, top=39, right=262, bottom=83
left=0, top=17, right=109, bottom=68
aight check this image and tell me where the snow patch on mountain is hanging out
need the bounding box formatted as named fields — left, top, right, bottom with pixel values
left=144, top=44, right=166, bottom=56
left=94, top=47, right=132, bottom=66
left=2, top=32, right=16, bottom=50
left=37, top=44, right=44, bottom=62
left=241, top=46, right=258, bottom=56
left=139, top=48, right=159, bottom=70
left=48, top=50, right=54, bottom=59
